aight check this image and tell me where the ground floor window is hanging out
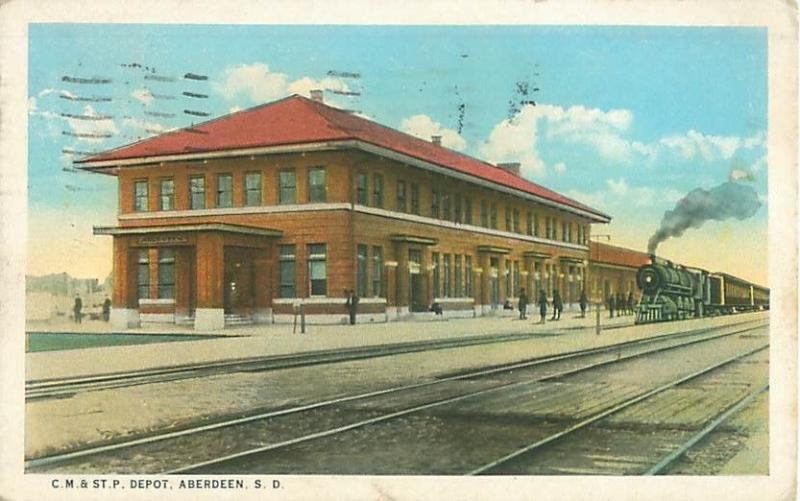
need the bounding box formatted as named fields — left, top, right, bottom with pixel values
left=137, top=249, right=150, bottom=300
left=308, top=244, right=327, bottom=296
left=513, top=261, right=520, bottom=297
left=279, top=245, right=296, bottom=298
left=432, top=252, right=440, bottom=298
left=465, top=255, right=473, bottom=297
left=372, top=246, right=383, bottom=297
left=454, top=255, right=462, bottom=296
left=357, top=244, right=368, bottom=297
left=157, top=249, right=176, bottom=299
left=505, top=259, right=512, bottom=297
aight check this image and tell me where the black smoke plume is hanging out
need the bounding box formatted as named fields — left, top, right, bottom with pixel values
left=647, top=181, right=761, bottom=254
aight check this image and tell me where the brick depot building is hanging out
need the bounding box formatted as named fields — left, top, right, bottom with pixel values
left=79, top=93, right=611, bottom=330
left=588, top=242, right=652, bottom=305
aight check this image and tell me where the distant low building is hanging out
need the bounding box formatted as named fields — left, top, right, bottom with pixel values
left=588, top=242, right=651, bottom=305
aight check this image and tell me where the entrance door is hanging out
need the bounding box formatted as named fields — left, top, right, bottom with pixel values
left=224, top=247, right=255, bottom=314
left=408, top=249, right=424, bottom=312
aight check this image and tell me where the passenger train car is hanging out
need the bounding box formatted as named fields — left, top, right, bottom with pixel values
left=635, top=256, right=769, bottom=324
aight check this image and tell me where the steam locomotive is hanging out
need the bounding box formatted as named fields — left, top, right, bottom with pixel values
left=635, top=256, right=769, bottom=324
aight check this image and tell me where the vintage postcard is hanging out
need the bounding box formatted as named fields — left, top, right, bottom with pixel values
left=1, top=1, right=797, bottom=500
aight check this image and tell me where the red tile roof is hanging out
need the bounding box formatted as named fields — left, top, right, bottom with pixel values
left=78, top=95, right=609, bottom=220
left=590, top=242, right=651, bottom=269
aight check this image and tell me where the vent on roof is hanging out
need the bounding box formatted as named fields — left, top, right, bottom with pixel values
left=431, top=135, right=442, bottom=146
left=309, top=89, right=324, bottom=103
left=497, top=162, right=521, bottom=176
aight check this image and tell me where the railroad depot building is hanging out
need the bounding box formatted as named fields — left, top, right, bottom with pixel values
left=587, top=242, right=651, bottom=305
left=79, top=94, right=610, bottom=330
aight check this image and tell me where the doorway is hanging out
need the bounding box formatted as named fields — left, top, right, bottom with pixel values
left=408, top=249, right=424, bottom=312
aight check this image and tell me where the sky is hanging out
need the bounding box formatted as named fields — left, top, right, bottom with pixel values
left=27, top=24, right=768, bottom=284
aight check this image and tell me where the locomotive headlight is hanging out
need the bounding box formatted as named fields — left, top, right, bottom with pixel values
left=645, top=276, right=652, bottom=283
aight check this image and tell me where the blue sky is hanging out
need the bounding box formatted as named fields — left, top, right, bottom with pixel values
left=27, top=24, right=768, bottom=283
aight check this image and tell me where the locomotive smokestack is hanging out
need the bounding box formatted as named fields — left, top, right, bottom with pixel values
left=647, top=181, right=761, bottom=254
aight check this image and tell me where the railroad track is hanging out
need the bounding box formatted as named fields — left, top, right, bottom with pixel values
left=26, top=319, right=768, bottom=474
left=25, top=317, right=765, bottom=401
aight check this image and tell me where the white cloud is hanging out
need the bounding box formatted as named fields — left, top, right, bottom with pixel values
left=659, top=129, right=743, bottom=162
left=122, top=116, right=168, bottom=135
left=214, top=62, right=348, bottom=104
left=131, top=88, right=154, bottom=105
left=662, top=188, right=685, bottom=203
left=65, top=105, right=119, bottom=143
left=553, top=162, right=567, bottom=174
left=37, top=88, right=59, bottom=98
left=479, top=105, right=547, bottom=177
left=399, top=114, right=467, bottom=151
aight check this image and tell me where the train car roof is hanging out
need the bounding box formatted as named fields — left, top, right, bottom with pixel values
left=715, top=272, right=769, bottom=291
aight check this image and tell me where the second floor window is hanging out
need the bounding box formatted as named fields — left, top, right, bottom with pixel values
left=480, top=200, right=488, bottom=227
left=454, top=194, right=462, bottom=223
left=410, top=183, right=420, bottom=215
left=216, top=174, right=233, bottom=208
left=159, top=178, right=174, bottom=211
left=504, top=205, right=512, bottom=231
left=189, top=176, right=205, bottom=209
left=431, top=191, right=440, bottom=219
left=134, top=180, right=148, bottom=212
left=490, top=203, right=498, bottom=229
left=356, top=173, right=368, bottom=205
left=442, top=193, right=451, bottom=220
left=308, top=167, right=326, bottom=203
left=526, top=212, right=533, bottom=236
left=373, top=174, right=384, bottom=207
left=244, top=172, right=262, bottom=206
left=396, top=180, right=406, bottom=212
left=464, top=197, right=472, bottom=225
left=513, top=208, right=520, bottom=233
left=279, top=170, right=296, bottom=204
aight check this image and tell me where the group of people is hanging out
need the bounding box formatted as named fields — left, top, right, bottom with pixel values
left=607, top=291, right=635, bottom=318
left=72, top=296, right=112, bottom=324
left=517, top=288, right=589, bottom=324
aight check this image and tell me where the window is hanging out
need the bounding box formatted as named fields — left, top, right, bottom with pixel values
left=442, top=193, right=451, bottom=221
left=534, top=213, right=540, bottom=237
left=505, top=259, right=512, bottom=298
left=465, top=255, right=473, bottom=296
left=157, top=248, right=175, bottom=299
left=159, top=178, right=174, bottom=211
left=526, top=212, right=533, bottom=236
left=534, top=262, right=542, bottom=295
left=513, top=208, right=520, bottom=233
left=278, top=170, right=296, bottom=204
left=513, top=261, right=520, bottom=298
left=455, top=255, right=462, bottom=296
left=562, top=221, right=569, bottom=242
left=545, top=217, right=553, bottom=239
left=505, top=205, right=512, bottom=231
left=567, top=222, right=573, bottom=243
left=582, top=225, right=588, bottom=245
left=431, top=191, right=440, bottom=219
left=490, top=203, right=498, bottom=229
left=357, top=244, right=369, bottom=297
left=134, top=179, right=149, bottom=212
left=443, top=254, right=451, bottom=297
left=410, top=183, right=420, bottom=215
left=480, top=200, right=488, bottom=227
left=356, top=173, right=368, bottom=205
left=189, top=176, right=205, bottom=209
left=308, top=167, right=326, bottom=203
left=372, top=246, right=383, bottom=297
left=432, top=252, right=440, bottom=298
left=396, top=180, right=406, bottom=212
left=454, top=194, right=462, bottom=223
left=137, top=249, right=150, bottom=300
left=216, top=173, right=233, bottom=208
left=244, top=172, right=262, bottom=206
left=278, top=245, right=296, bottom=298
left=373, top=174, right=384, bottom=207
left=464, top=198, right=473, bottom=225
left=307, top=244, right=327, bottom=296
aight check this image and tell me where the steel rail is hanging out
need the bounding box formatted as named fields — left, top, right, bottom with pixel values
left=26, top=317, right=767, bottom=401
left=162, top=325, right=767, bottom=474
left=644, top=382, right=769, bottom=475
left=26, top=321, right=765, bottom=472
left=468, top=344, right=768, bottom=475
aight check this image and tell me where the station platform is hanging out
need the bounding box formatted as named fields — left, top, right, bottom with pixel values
left=26, top=310, right=769, bottom=383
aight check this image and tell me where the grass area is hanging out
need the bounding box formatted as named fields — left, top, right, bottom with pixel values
left=26, top=332, right=219, bottom=353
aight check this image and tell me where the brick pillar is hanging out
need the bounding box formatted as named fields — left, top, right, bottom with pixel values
left=194, top=232, right=225, bottom=330
left=252, top=248, right=272, bottom=324
left=175, top=247, right=193, bottom=319
left=110, top=236, right=140, bottom=329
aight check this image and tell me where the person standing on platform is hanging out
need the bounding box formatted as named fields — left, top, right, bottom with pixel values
left=579, top=290, right=588, bottom=318
left=102, top=297, right=111, bottom=322
left=537, top=289, right=548, bottom=324
left=518, top=288, right=529, bottom=320
left=73, top=296, right=82, bottom=324
left=617, top=292, right=625, bottom=316
left=608, top=293, right=616, bottom=318
left=345, top=289, right=359, bottom=325
left=627, top=291, right=635, bottom=315
left=551, top=289, right=562, bottom=321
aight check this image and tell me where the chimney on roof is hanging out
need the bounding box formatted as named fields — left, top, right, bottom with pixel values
left=309, top=89, right=324, bottom=103
left=431, top=135, right=442, bottom=146
left=497, top=162, right=521, bottom=176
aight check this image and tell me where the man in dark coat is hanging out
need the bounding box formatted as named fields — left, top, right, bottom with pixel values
left=102, top=297, right=111, bottom=322
left=345, top=289, right=359, bottom=325
left=608, top=293, right=616, bottom=318
left=551, top=289, right=562, bottom=321
left=579, top=290, right=588, bottom=318
left=73, top=296, right=82, bottom=324
left=518, top=288, right=529, bottom=320
left=537, top=289, right=548, bottom=324
left=627, top=291, right=635, bottom=315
